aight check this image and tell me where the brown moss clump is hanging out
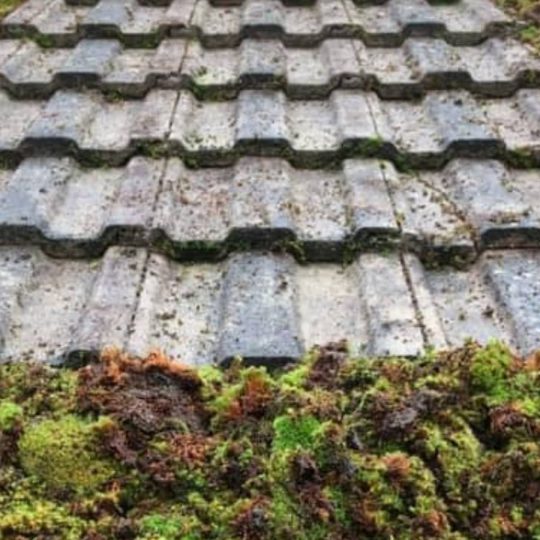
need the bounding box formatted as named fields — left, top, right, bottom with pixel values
left=0, top=340, right=539, bottom=539
left=77, top=348, right=207, bottom=434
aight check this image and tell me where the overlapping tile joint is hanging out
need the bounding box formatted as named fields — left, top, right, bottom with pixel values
left=0, top=0, right=539, bottom=365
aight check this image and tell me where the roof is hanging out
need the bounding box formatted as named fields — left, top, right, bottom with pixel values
left=0, top=0, right=539, bottom=365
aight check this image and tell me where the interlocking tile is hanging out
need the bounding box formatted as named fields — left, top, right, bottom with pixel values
left=0, top=247, right=424, bottom=364
left=1, top=0, right=509, bottom=47
left=1, top=157, right=539, bottom=263
left=1, top=89, right=539, bottom=167
left=66, top=0, right=322, bottom=6
left=0, top=0, right=538, bottom=368
left=1, top=247, right=539, bottom=365
left=0, top=246, right=145, bottom=364
left=0, top=37, right=538, bottom=99
left=0, top=157, right=164, bottom=256
left=405, top=250, right=540, bottom=355
left=66, top=0, right=461, bottom=6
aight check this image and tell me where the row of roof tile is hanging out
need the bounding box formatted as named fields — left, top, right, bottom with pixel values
left=0, top=37, right=538, bottom=99
left=1, top=88, right=539, bottom=168
left=2, top=0, right=508, bottom=47
left=2, top=247, right=538, bottom=364
left=0, top=157, right=538, bottom=263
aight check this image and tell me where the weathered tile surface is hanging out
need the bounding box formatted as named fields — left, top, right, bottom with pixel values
left=405, top=250, right=540, bottom=354
left=2, top=157, right=540, bottom=263
left=1, top=247, right=539, bottom=364
left=0, top=247, right=425, bottom=363
left=1, top=89, right=540, bottom=167
left=0, top=0, right=539, bottom=365
left=1, top=37, right=538, bottom=99
left=1, top=0, right=509, bottom=47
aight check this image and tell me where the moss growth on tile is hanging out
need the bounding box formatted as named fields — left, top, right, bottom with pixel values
left=18, top=415, right=117, bottom=494
left=0, top=0, right=25, bottom=20
left=497, top=0, right=540, bottom=53
left=0, top=400, right=22, bottom=431
left=0, top=342, right=538, bottom=539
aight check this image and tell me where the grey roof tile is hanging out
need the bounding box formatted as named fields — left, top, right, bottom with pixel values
left=1, top=157, right=539, bottom=264
left=1, top=0, right=509, bottom=47
left=482, top=251, right=540, bottom=354
left=127, top=254, right=224, bottom=366
left=1, top=247, right=539, bottom=364
left=1, top=89, right=539, bottom=167
left=0, top=247, right=145, bottom=363
left=65, top=0, right=457, bottom=6
left=404, top=250, right=540, bottom=354
left=0, top=91, right=42, bottom=152
left=417, top=160, right=540, bottom=250
left=68, top=246, right=147, bottom=359
left=216, top=253, right=303, bottom=365
left=1, top=37, right=538, bottom=99
left=0, top=247, right=425, bottom=364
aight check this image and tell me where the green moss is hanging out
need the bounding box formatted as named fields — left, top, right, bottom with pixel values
left=0, top=399, right=23, bottom=431
left=272, top=414, right=323, bottom=453
left=33, top=33, right=56, bottom=49
left=420, top=419, right=482, bottom=502
left=496, top=0, right=540, bottom=54
left=18, top=415, right=117, bottom=494
left=279, top=364, right=310, bottom=388
left=0, top=342, right=538, bottom=539
left=521, top=25, right=540, bottom=50
left=0, top=497, right=87, bottom=539
left=0, top=0, right=25, bottom=19
left=0, top=362, right=77, bottom=416
left=470, top=340, right=513, bottom=395
left=138, top=514, right=184, bottom=539
left=470, top=341, right=540, bottom=415
left=324, top=486, right=352, bottom=528
left=268, top=486, right=332, bottom=540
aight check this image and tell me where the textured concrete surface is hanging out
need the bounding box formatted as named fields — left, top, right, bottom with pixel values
left=0, top=158, right=539, bottom=262
left=1, top=0, right=539, bottom=364
left=1, top=0, right=509, bottom=47
left=1, top=88, right=540, bottom=167
left=0, top=37, right=538, bottom=99
left=1, top=247, right=539, bottom=364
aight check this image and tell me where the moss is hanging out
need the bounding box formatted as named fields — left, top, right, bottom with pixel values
left=470, top=340, right=513, bottom=395
left=0, top=0, right=25, bottom=19
left=469, top=341, right=540, bottom=415
left=0, top=400, right=23, bottom=431
left=209, top=366, right=276, bottom=434
left=520, top=25, right=540, bottom=50
left=276, top=238, right=307, bottom=263
left=496, top=0, right=540, bottom=53
left=356, top=136, right=385, bottom=157
left=268, top=485, right=333, bottom=540
left=279, top=363, right=310, bottom=388
left=0, top=362, right=78, bottom=416
left=272, top=414, right=323, bottom=453
left=0, top=497, right=87, bottom=539
left=33, top=33, right=56, bottom=49
left=268, top=486, right=302, bottom=535
left=419, top=419, right=482, bottom=503
left=0, top=342, right=538, bottom=539
left=18, top=415, right=117, bottom=494
left=138, top=514, right=185, bottom=539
